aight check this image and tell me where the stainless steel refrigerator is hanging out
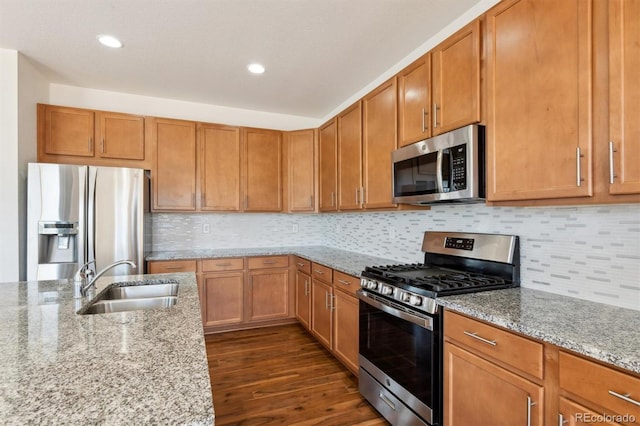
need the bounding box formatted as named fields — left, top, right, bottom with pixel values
left=27, top=163, right=149, bottom=281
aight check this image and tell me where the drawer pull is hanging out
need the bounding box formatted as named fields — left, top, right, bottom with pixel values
left=463, top=331, right=497, bottom=346
left=163, top=266, right=183, bottom=270
left=314, top=269, right=324, bottom=274
left=337, top=279, right=351, bottom=286
left=296, top=262, right=306, bottom=267
left=215, top=262, right=231, bottom=267
left=379, top=392, right=396, bottom=411
left=262, top=260, right=278, bottom=265
left=608, top=390, right=640, bottom=407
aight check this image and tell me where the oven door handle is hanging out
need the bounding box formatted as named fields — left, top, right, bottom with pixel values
left=357, top=291, right=433, bottom=331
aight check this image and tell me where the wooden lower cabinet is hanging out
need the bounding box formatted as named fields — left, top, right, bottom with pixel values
left=311, top=278, right=333, bottom=348
left=332, top=289, right=359, bottom=374
left=201, top=271, right=244, bottom=327
left=248, top=269, right=290, bottom=322
left=444, top=341, right=544, bottom=426
left=559, top=397, right=623, bottom=426
left=295, top=270, right=312, bottom=329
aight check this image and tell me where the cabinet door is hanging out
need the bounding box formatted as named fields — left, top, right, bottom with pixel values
left=151, top=117, right=197, bottom=210
left=244, top=128, right=282, bottom=212
left=287, top=129, right=316, bottom=212
left=337, top=102, right=363, bottom=210
left=319, top=119, right=338, bottom=211
left=398, top=53, right=431, bottom=146
left=609, top=0, right=640, bottom=195
left=202, top=272, right=244, bottom=327
left=96, top=111, right=145, bottom=160
left=295, top=270, right=312, bottom=330
left=248, top=269, right=289, bottom=322
left=431, top=19, right=481, bottom=135
left=332, top=289, right=359, bottom=374
left=311, top=279, right=333, bottom=348
left=199, top=123, right=241, bottom=211
left=363, top=78, right=398, bottom=209
left=486, top=0, right=593, bottom=201
left=444, top=342, right=544, bottom=426
left=559, top=397, right=623, bottom=426
left=43, top=105, right=94, bottom=157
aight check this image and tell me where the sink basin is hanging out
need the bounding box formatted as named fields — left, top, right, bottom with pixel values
left=99, top=283, right=178, bottom=300
left=82, top=296, right=178, bottom=315
left=79, top=280, right=180, bottom=315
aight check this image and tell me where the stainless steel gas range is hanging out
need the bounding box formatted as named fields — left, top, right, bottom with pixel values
left=357, top=231, right=520, bottom=426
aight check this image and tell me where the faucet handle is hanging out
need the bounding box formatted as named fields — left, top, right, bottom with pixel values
left=74, top=260, right=96, bottom=283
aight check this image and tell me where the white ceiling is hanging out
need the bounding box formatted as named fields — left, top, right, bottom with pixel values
left=1, top=0, right=483, bottom=119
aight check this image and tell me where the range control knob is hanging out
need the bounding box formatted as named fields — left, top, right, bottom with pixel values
left=409, top=295, right=423, bottom=306
left=381, top=285, right=393, bottom=296
left=360, top=278, right=368, bottom=288
left=367, top=280, right=378, bottom=291
left=401, top=292, right=412, bottom=303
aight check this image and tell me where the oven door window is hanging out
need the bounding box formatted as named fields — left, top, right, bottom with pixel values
left=393, top=152, right=438, bottom=197
left=359, top=299, right=438, bottom=409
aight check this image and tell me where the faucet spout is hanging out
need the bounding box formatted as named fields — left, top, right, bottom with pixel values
left=80, top=260, right=136, bottom=296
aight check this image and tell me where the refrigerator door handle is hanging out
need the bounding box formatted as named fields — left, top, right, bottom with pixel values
left=87, top=167, right=97, bottom=274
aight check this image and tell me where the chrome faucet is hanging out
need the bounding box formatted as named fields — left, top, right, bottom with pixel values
left=74, top=259, right=136, bottom=297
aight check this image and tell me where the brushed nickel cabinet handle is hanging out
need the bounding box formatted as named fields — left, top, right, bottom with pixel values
left=164, top=266, right=183, bottom=270
left=314, top=269, right=324, bottom=274
left=338, top=279, right=351, bottom=286
left=527, top=396, right=536, bottom=426
left=433, top=103, right=439, bottom=128
left=296, top=262, right=305, bottom=267
left=463, top=331, right=497, bottom=346
left=262, top=260, right=277, bottom=265
left=421, top=108, right=426, bottom=133
left=331, top=294, right=336, bottom=311
left=609, top=141, right=617, bottom=184
left=558, top=413, right=568, bottom=426
left=304, top=280, right=309, bottom=296
left=608, top=390, right=640, bottom=407
left=325, top=291, right=330, bottom=310
left=101, top=138, right=105, bottom=153
left=576, top=147, right=584, bottom=187
left=355, top=187, right=359, bottom=204
left=215, top=262, right=231, bottom=267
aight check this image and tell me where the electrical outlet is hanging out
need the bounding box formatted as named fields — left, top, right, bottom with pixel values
left=292, top=224, right=299, bottom=233
left=203, top=223, right=210, bottom=234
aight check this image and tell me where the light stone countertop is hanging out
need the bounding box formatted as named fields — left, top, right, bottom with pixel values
left=0, top=272, right=214, bottom=425
left=147, top=246, right=640, bottom=375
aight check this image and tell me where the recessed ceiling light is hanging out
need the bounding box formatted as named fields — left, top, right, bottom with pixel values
left=97, top=35, right=123, bottom=48
left=247, top=63, right=265, bottom=74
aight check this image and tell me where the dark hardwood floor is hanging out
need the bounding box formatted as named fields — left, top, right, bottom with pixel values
left=205, top=324, right=389, bottom=425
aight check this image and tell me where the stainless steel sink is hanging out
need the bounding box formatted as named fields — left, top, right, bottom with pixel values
left=82, top=296, right=178, bottom=314
left=99, top=283, right=178, bottom=300
left=79, top=280, right=180, bottom=315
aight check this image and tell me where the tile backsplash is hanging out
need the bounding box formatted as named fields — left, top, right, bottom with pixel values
left=151, top=204, right=640, bottom=311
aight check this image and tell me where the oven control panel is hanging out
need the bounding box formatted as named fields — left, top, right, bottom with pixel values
left=359, top=278, right=437, bottom=314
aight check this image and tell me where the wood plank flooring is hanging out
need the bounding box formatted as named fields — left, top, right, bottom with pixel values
left=205, top=324, right=389, bottom=426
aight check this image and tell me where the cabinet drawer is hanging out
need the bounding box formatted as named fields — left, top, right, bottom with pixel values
left=201, top=258, right=244, bottom=272
left=311, top=263, right=333, bottom=283
left=559, top=351, right=640, bottom=421
left=247, top=255, right=289, bottom=270
left=444, top=311, right=543, bottom=379
left=333, top=270, right=360, bottom=296
left=293, top=256, right=311, bottom=274
left=147, top=260, right=197, bottom=274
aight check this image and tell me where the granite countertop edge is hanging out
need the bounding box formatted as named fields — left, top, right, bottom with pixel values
left=147, top=247, right=639, bottom=375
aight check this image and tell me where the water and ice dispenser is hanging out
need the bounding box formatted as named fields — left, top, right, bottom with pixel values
left=37, top=221, right=79, bottom=264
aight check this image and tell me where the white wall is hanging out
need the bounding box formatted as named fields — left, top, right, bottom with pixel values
left=49, top=84, right=319, bottom=131
left=17, top=54, right=50, bottom=279
left=0, top=49, right=20, bottom=282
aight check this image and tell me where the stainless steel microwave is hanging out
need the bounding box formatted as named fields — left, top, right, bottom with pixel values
left=391, top=124, right=485, bottom=204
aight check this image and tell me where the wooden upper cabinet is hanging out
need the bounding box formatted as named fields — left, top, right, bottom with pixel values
left=608, top=0, right=640, bottom=196
left=199, top=123, right=241, bottom=211
left=287, top=129, right=316, bottom=212
left=42, top=105, right=94, bottom=157
left=398, top=53, right=431, bottom=146
left=318, top=119, right=338, bottom=212
left=150, top=117, right=197, bottom=211
left=96, top=111, right=144, bottom=160
left=38, top=104, right=149, bottom=168
left=432, top=19, right=481, bottom=135
left=244, top=128, right=282, bottom=212
left=337, top=102, right=363, bottom=210
left=486, top=0, right=593, bottom=202
left=363, top=78, right=398, bottom=209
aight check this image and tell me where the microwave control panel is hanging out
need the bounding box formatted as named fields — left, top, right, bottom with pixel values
left=450, top=144, right=467, bottom=191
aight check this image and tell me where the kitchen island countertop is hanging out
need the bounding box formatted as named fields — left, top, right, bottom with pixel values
left=0, top=272, right=214, bottom=425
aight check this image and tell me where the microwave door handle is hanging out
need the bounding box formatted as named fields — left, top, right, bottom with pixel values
left=436, top=150, right=445, bottom=193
